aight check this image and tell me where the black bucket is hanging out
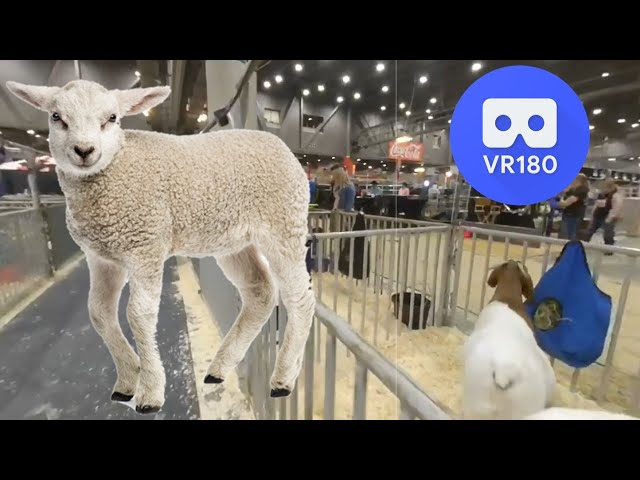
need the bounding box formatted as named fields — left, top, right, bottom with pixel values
left=391, top=292, right=431, bottom=330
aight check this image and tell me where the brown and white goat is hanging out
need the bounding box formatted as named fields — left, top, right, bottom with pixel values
left=462, top=260, right=556, bottom=420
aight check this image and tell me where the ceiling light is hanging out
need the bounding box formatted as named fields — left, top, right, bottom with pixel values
left=425, top=109, right=431, bottom=114
left=317, top=159, right=321, bottom=162
left=295, top=63, right=303, bottom=72
left=383, top=163, right=387, bottom=167
left=363, top=162, right=367, bottom=165
left=317, top=84, right=325, bottom=92
left=396, top=135, right=412, bottom=143
left=471, top=62, right=483, bottom=72
left=618, top=118, right=626, bottom=123
left=27, top=129, right=35, bottom=135
left=332, top=156, right=335, bottom=159
left=381, top=85, right=389, bottom=93
left=399, top=102, right=406, bottom=109
left=608, top=158, right=616, bottom=162
left=144, top=110, right=150, bottom=117
left=430, top=97, right=437, bottom=104
left=263, top=80, right=271, bottom=89
left=419, top=76, right=428, bottom=84
left=428, top=115, right=434, bottom=120
left=342, top=75, right=351, bottom=84
left=406, top=111, right=411, bottom=116
left=376, top=63, right=385, bottom=72
left=275, top=75, right=283, bottom=83
left=353, top=92, right=361, bottom=99
left=357, top=158, right=361, bottom=162
left=304, top=155, right=307, bottom=157
left=423, top=180, right=430, bottom=187
left=380, top=106, right=386, bottom=111
left=134, top=71, right=141, bottom=77
left=35, top=134, right=41, bottom=138
left=602, top=72, right=610, bottom=78
left=308, top=117, right=313, bottom=121
left=337, top=96, right=344, bottom=103
left=302, top=89, right=310, bottom=96
left=593, top=108, right=602, bottom=115
left=445, top=171, right=453, bottom=178
left=414, top=167, right=425, bottom=173
left=630, top=157, right=636, bottom=160
left=197, top=113, right=207, bottom=123
left=589, top=125, right=594, bottom=130
left=448, top=119, right=451, bottom=124
left=632, top=123, right=639, bottom=128
left=368, top=166, right=372, bottom=169
left=46, top=138, right=49, bottom=142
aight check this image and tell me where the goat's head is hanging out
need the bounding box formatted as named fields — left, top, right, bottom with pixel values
left=487, top=260, right=534, bottom=301
left=6, top=80, right=171, bottom=178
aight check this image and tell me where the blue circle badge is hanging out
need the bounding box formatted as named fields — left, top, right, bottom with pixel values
left=450, top=65, right=590, bottom=205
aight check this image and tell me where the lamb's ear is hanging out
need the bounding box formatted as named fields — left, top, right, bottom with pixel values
left=519, top=268, right=535, bottom=301
left=6, top=81, right=60, bottom=111
left=487, top=266, right=500, bottom=288
left=114, top=86, right=171, bottom=116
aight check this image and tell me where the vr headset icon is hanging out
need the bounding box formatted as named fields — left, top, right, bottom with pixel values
left=482, top=98, right=557, bottom=149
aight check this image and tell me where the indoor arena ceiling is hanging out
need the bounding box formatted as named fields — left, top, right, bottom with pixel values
left=257, top=60, right=640, bottom=142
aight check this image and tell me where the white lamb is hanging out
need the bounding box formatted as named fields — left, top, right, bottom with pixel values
left=7, top=79, right=315, bottom=414
left=463, top=260, right=556, bottom=420
left=524, top=407, right=639, bottom=420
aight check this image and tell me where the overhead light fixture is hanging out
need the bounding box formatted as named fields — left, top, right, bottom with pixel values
left=46, top=138, right=49, bottom=142
left=275, top=75, right=283, bottom=83
left=383, top=163, right=387, bottom=167
left=396, top=135, right=412, bottom=143
left=425, top=109, right=431, bottom=114
left=363, top=162, right=367, bottom=165
left=608, top=157, right=616, bottom=161
left=35, top=134, right=41, bottom=138
left=357, top=158, right=361, bottom=162
left=353, top=92, right=361, bottom=99
left=317, top=84, right=325, bottom=92
left=632, top=123, right=639, bottom=128
left=332, top=156, right=335, bottom=159
left=27, top=129, right=35, bottom=135
left=376, top=63, right=385, bottom=72
left=302, top=89, right=310, bottom=96
left=593, top=108, right=602, bottom=115
left=143, top=110, right=150, bottom=117
left=317, top=159, right=321, bottom=162
left=263, top=80, right=271, bottom=89
left=197, top=113, right=207, bottom=123
left=430, top=97, right=437, bottom=104
left=602, top=72, right=610, bottom=78
left=399, top=102, right=406, bottom=109
left=295, top=63, right=303, bottom=72
left=381, top=85, right=389, bottom=93
left=445, top=171, right=453, bottom=178
left=368, top=165, right=372, bottom=169
left=448, top=119, right=451, bottom=124
left=630, top=157, right=635, bottom=160
left=134, top=71, right=141, bottom=77
left=308, top=117, right=312, bottom=121
left=428, top=115, right=434, bottom=120
left=337, top=96, right=344, bottom=103
left=380, top=106, right=386, bottom=111
left=589, top=125, right=595, bottom=130
left=406, top=111, right=411, bottom=116
left=342, top=75, right=351, bottom=84
left=419, top=76, right=428, bottom=84
left=618, top=118, right=626, bottom=123
left=423, top=180, right=430, bottom=187
left=471, top=62, right=483, bottom=72
left=414, top=167, right=425, bottom=173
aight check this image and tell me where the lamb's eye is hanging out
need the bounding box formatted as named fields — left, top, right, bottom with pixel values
left=109, top=114, right=117, bottom=123
left=51, top=112, right=60, bottom=122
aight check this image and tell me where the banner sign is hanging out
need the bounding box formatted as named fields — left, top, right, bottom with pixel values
left=388, top=141, right=425, bottom=162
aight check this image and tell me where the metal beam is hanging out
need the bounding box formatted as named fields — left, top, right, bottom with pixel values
left=303, top=103, right=342, bottom=150
left=358, top=113, right=387, bottom=157
left=281, top=95, right=296, bottom=125
left=255, top=100, right=268, bottom=131
left=298, top=96, right=303, bottom=150
left=579, top=81, right=640, bottom=102
left=47, top=61, right=63, bottom=86
left=74, top=60, right=82, bottom=79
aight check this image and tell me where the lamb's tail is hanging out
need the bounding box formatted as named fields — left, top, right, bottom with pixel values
left=492, top=360, right=520, bottom=391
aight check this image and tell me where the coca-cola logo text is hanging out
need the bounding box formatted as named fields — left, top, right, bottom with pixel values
left=388, top=141, right=424, bottom=161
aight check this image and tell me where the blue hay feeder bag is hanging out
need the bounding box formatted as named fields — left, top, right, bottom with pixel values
left=525, top=240, right=612, bottom=369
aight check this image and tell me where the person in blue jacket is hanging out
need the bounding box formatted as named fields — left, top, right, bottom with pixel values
left=330, top=165, right=355, bottom=211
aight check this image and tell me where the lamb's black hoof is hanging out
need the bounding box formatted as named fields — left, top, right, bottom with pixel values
left=136, top=405, right=161, bottom=414
left=204, top=374, right=224, bottom=384
left=270, top=388, right=291, bottom=398
left=111, top=391, right=134, bottom=402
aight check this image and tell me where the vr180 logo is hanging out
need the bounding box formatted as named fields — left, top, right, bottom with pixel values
left=482, top=98, right=558, bottom=174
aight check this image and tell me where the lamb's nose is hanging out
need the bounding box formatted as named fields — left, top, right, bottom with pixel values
left=74, top=145, right=95, bottom=159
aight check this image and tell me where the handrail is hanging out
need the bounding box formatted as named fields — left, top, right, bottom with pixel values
left=315, top=302, right=453, bottom=420
left=308, top=225, right=449, bottom=241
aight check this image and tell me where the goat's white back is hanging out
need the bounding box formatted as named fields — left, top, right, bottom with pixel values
left=524, top=407, right=638, bottom=420
left=463, top=301, right=556, bottom=420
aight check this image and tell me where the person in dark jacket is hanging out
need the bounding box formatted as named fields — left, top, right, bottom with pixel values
left=586, top=178, right=623, bottom=251
left=558, top=173, right=590, bottom=241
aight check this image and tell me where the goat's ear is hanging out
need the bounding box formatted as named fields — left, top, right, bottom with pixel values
left=487, top=267, right=500, bottom=288
left=113, top=86, right=171, bottom=116
left=520, top=268, right=535, bottom=301
left=6, top=81, right=60, bottom=111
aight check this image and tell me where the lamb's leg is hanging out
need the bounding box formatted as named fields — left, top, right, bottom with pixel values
left=205, top=245, right=277, bottom=383
left=264, top=246, right=315, bottom=397
left=126, top=262, right=165, bottom=414
left=86, top=254, right=139, bottom=401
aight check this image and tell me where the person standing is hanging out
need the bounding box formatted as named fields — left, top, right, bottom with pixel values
left=398, top=182, right=411, bottom=196
left=558, top=173, right=590, bottom=241
left=586, top=178, right=623, bottom=252
left=330, top=165, right=356, bottom=212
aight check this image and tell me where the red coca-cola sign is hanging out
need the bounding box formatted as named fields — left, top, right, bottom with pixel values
left=388, top=141, right=425, bottom=162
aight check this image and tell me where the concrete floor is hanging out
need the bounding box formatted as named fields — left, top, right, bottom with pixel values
left=0, top=258, right=200, bottom=420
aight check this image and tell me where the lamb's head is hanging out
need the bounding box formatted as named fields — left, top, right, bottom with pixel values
left=6, top=80, right=171, bottom=177
left=487, top=260, right=534, bottom=301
